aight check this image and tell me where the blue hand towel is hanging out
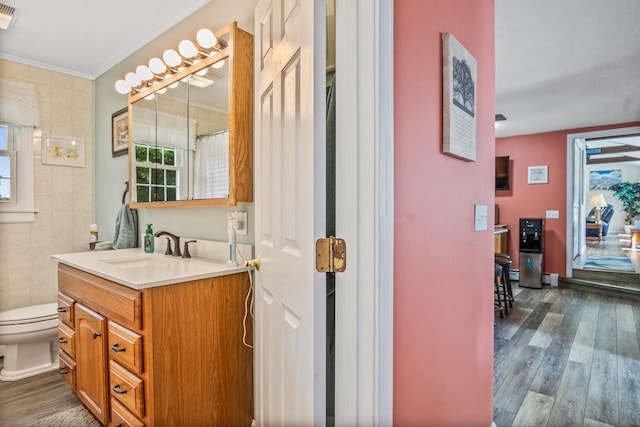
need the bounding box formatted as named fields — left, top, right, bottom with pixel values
left=113, top=204, right=138, bottom=249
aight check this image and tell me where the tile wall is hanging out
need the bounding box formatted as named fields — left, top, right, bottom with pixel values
left=0, top=59, right=94, bottom=312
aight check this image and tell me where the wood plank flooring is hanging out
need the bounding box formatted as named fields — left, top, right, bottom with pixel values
left=0, top=369, right=80, bottom=426
left=494, top=282, right=640, bottom=426
left=576, top=233, right=640, bottom=273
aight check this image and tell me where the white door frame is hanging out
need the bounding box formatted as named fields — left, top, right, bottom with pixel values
left=334, top=0, right=394, bottom=425
left=565, top=125, right=640, bottom=277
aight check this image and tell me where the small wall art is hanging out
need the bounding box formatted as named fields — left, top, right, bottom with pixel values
left=42, top=136, right=84, bottom=167
left=442, top=32, right=477, bottom=162
left=589, top=169, right=621, bottom=190
left=112, top=107, right=129, bottom=157
left=527, top=165, right=548, bottom=184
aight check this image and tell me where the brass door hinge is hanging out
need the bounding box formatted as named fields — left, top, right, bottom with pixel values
left=316, top=237, right=346, bottom=273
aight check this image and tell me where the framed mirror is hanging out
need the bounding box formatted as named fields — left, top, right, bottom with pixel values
left=128, top=22, right=253, bottom=208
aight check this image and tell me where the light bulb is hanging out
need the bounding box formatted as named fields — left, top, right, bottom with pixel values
left=168, top=82, right=180, bottom=89
left=196, top=28, right=217, bottom=49
left=163, top=49, right=182, bottom=67
left=125, top=72, right=142, bottom=87
left=136, top=65, right=153, bottom=81
left=196, top=67, right=208, bottom=77
left=212, top=60, right=225, bottom=69
left=157, top=88, right=167, bottom=94
left=178, top=40, right=198, bottom=59
left=144, top=94, right=155, bottom=101
left=148, top=57, right=167, bottom=75
left=115, top=79, right=131, bottom=94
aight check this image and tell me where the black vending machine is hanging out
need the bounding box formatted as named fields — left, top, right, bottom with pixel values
left=519, top=218, right=544, bottom=289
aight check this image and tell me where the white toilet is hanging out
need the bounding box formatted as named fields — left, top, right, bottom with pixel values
left=0, top=303, right=59, bottom=381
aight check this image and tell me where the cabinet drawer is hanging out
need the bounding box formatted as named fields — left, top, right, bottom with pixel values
left=57, top=321, right=75, bottom=358
left=111, top=398, right=145, bottom=427
left=109, top=360, right=144, bottom=419
left=57, top=292, right=75, bottom=328
left=108, top=321, right=143, bottom=374
left=58, top=350, right=76, bottom=388
left=58, top=264, right=142, bottom=330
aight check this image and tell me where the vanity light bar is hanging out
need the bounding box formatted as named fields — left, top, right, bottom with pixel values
left=115, top=28, right=225, bottom=95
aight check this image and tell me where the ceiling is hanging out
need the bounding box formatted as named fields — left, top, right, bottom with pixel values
left=495, top=0, right=640, bottom=138
left=0, top=0, right=214, bottom=78
left=1, top=0, right=639, bottom=139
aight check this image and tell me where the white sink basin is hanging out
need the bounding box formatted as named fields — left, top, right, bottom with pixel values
left=52, top=249, right=247, bottom=289
left=100, top=254, right=176, bottom=269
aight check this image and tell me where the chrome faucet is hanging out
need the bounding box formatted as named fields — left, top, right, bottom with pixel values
left=154, top=231, right=181, bottom=257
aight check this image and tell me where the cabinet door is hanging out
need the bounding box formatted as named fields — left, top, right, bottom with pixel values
left=75, top=303, right=108, bottom=426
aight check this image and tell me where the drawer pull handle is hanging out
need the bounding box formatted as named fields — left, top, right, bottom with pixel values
left=58, top=337, right=68, bottom=344
left=111, top=343, right=126, bottom=353
left=112, top=384, right=127, bottom=395
left=92, top=332, right=102, bottom=339
left=59, top=368, right=69, bottom=375
left=57, top=307, right=67, bottom=313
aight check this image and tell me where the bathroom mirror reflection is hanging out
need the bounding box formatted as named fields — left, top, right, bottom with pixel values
left=128, top=22, right=253, bottom=208
left=130, top=65, right=229, bottom=202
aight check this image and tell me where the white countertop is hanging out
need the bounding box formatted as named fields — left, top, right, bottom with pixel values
left=52, top=248, right=250, bottom=290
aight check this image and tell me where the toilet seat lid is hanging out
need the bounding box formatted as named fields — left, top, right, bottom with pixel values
left=0, top=303, right=58, bottom=326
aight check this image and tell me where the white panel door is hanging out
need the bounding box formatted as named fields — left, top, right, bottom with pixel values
left=254, top=0, right=326, bottom=426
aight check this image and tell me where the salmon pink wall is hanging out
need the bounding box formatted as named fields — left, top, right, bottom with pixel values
left=394, top=1, right=495, bottom=425
left=495, top=131, right=567, bottom=273
left=496, top=121, right=640, bottom=275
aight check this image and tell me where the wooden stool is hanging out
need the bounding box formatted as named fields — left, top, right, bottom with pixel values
left=495, top=263, right=506, bottom=319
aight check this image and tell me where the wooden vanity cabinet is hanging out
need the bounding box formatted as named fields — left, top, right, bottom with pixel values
left=57, top=263, right=253, bottom=426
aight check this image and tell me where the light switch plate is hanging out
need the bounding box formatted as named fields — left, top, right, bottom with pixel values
left=475, top=204, right=488, bottom=231
left=546, top=210, right=560, bottom=219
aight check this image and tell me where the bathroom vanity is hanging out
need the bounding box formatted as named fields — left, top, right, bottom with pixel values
left=53, top=250, right=253, bottom=426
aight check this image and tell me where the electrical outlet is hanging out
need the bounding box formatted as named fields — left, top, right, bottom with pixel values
left=232, top=211, right=248, bottom=235
left=546, top=210, right=560, bottom=219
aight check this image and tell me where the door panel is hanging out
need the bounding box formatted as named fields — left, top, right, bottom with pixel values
left=254, top=0, right=325, bottom=425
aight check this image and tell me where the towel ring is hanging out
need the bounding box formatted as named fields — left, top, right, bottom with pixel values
left=122, top=181, right=129, bottom=204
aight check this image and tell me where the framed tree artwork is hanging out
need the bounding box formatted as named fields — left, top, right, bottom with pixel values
left=442, top=32, right=477, bottom=162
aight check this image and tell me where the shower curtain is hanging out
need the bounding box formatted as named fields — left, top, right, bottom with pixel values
left=194, top=131, right=229, bottom=199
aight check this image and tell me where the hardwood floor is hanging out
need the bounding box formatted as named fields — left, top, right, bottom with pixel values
left=494, top=282, right=640, bottom=426
left=576, top=232, right=640, bottom=273
left=0, top=368, right=80, bottom=426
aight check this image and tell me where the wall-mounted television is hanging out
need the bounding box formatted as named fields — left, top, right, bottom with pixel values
left=495, top=156, right=510, bottom=191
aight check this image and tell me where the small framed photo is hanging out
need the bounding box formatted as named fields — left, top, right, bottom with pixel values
left=42, top=136, right=84, bottom=167
left=112, top=107, right=129, bottom=157
left=528, top=165, right=548, bottom=184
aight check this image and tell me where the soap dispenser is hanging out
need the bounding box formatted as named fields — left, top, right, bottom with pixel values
left=144, top=224, right=154, bottom=253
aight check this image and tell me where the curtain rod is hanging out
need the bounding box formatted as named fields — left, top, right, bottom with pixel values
left=197, top=128, right=229, bottom=139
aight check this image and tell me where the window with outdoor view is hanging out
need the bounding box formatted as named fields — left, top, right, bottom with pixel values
left=134, top=143, right=181, bottom=202
left=0, top=125, right=17, bottom=204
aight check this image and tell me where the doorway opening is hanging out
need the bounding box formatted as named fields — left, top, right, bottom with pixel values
left=567, top=126, right=640, bottom=291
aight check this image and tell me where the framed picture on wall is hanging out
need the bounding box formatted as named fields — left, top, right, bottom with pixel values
left=112, top=107, right=129, bottom=157
left=527, top=165, right=548, bottom=184
left=442, top=32, right=477, bottom=162
left=42, top=136, right=84, bottom=167
left=589, top=169, right=621, bottom=190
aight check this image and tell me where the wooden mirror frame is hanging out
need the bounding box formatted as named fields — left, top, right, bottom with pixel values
left=128, top=21, right=253, bottom=208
